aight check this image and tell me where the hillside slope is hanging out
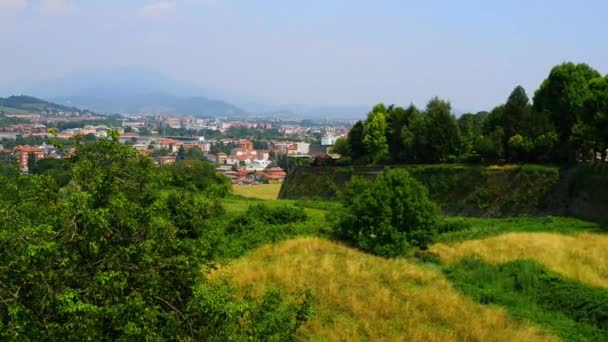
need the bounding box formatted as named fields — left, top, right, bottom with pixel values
left=210, top=237, right=555, bottom=341
left=431, top=232, right=608, bottom=289
left=0, top=95, right=90, bottom=114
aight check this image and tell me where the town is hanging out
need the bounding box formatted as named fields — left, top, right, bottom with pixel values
left=0, top=110, right=350, bottom=184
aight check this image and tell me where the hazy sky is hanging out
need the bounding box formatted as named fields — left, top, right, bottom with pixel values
left=1, top=0, right=607, bottom=111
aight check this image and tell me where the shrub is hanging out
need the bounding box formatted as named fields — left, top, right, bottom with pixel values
left=335, top=168, right=440, bottom=257
left=247, top=203, right=308, bottom=225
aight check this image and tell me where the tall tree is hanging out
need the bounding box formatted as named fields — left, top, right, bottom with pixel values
left=579, top=76, right=608, bottom=161
left=363, top=107, right=389, bottom=163
left=533, top=62, right=601, bottom=162
left=423, top=97, right=461, bottom=162
left=503, top=86, right=530, bottom=139
left=347, top=121, right=366, bottom=161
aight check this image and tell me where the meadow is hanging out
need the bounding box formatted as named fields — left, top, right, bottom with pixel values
left=223, top=184, right=608, bottom=341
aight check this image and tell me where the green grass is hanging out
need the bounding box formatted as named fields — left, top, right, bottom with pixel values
left=437, top=216, right=607, bottom=243
left=444, top=258, right=608, bottom=341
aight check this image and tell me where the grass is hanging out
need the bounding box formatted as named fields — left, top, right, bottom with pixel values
left=444, top=258, right=608, bottom=341
left=210, top=237, right=556, bottom=341
left=231, top=183, right=282, bottom=200
left=431, top=232, right=608, bottom=289
left=437, top=216, right=606, bottom=243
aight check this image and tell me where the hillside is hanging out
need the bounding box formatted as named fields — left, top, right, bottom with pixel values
left=279, top=164, right=608, bottom=222
left=0, top=95, right=91, bottom=115
left=210, top=237, right=555, bottom=341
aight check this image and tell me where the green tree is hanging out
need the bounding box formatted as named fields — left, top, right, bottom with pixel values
left=423, top=97, right=461, bottom=162
left=578, top=75, right=608, bottom=161
left=347, top=121, right=366, bottom=161
left=533, top=62, right=601, bottom=162
left=0, top=135, right=311, bottom=340
left=335, top=168, right=440, bottom=257
left=504, top=86, right=530, bottom=139
left=362, top=105, right=389, bottom=163
left=176, top=145, right=187, bottom=161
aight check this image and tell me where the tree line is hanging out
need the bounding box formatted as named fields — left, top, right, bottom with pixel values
left=334, top=62, right=608, bottom=165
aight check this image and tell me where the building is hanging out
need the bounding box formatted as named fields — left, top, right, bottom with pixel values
left=256, top=167, right=287, bottom=183
left=296, top=142, right=310, bottom=155
left=14, top=145, right=45, bottom=173
left=156, top=139, right=183, bottom=153
left=321, top=136, right=336, bottom=146
left=239, top=140, right=254, bottom=152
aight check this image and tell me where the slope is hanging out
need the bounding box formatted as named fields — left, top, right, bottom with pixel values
left=210, top=237, right=555, bottom=341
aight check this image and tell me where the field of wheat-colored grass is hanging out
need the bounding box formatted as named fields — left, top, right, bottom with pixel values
left=210, top=237, right=555, bottom=342
left=231, top=183, right=282, bottom=200
left=431, top=232, right=608, bottom=289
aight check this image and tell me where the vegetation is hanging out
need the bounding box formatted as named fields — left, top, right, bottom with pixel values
left=0, top=134, right=312, bottom=340
left=445, top=258, right=608, bottom=341
left=0, top=95, right=90, bottom=115
left=211, top=238, right=556, bottom=341
left=232, top=183, right=282, bottom=200
left=334, top=168, right=440, bottom=257
left=336, top=62, right=608, bottom=165
left=431, top=231, right=608, bottom=289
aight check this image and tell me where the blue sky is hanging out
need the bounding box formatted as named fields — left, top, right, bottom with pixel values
left=1, top=0, right=607, bottom=112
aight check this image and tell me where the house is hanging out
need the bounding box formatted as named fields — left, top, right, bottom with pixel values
left=154, top=155, right=177, bottom=165
left=13, top=145, right=45, bottom=173
left=156, top=139, right=183, bottom=153
left=256, top=166, right=287, bottom=183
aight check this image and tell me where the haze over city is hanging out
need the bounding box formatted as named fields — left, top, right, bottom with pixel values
left=1, top=0, right=608, bottom=113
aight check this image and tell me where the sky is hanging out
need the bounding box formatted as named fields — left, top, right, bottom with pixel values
left=1, top=0, right=607, bottom=112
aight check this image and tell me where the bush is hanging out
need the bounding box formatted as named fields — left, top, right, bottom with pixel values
left=334, top=168, right=440, bottom=257
left=247, top=203, right=308, bottom=225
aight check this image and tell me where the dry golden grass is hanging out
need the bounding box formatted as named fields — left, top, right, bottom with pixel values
left=231, top=183, right=282, bottom=200
left=210, top=237, right=556, bottom=342
left=431, top=232, right=608, bottom=289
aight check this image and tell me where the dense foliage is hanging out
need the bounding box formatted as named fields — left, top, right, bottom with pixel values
left=337, top=62, right=608, bottom=165
left=0, top=134, right=311, bottom=340
left=334, top=168, right=440, bottom=257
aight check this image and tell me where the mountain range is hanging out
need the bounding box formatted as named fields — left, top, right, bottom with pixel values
left=8, top=67, right=369, bottom=119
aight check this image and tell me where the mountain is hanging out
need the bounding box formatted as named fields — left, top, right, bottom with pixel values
left=22, top=67, right=366, bottom=119
left=52, top=90, right=245, bottom=117
left=22, top=67, right=244, bottom=116
left=0, top=95, right=91, bottom=115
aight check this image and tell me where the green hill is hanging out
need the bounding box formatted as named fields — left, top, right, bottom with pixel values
left=0, top=95, right=92, bottom=115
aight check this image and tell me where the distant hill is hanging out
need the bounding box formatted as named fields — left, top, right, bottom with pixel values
left=20, top=67, right=244, bottom=116
left=0, top=95, right=91, bottom=115
left=52, top=90, right=245, bottom=117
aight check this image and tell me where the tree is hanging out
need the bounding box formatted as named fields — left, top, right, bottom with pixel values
left=503, top=86, right=530, bottom=140
left=533, top=62, right=601, bottom=162
left=27, top=152, right=37, bottom=172
left=578, top=75, right=608, bottom=161
left=347, top=121, right=366, bottom=161
left=330, top=137, right=350, bottom=156
left=362, top=105, right=389, bottom=163
left=335, top=168, right=440, bottom=257
left=0, top=135, right=311, bottom=340
left=423, top=97, right=461, bottom=162
left=176, top=145, right=187, bottom=161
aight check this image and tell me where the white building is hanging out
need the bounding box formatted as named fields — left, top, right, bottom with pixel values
left=296, top=142, right=310, bottom=155
left=321, top=136, right=336, bottom=146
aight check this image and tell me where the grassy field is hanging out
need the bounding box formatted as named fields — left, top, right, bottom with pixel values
left=231, top=183, right=282, bottom=200
left=438, top=216, right=606, bottom=243
left=211, top=237, right=556, bottom=341
left=212, top=193, right=608, bottom=340
left=431, top=231, right=608, bottom=289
